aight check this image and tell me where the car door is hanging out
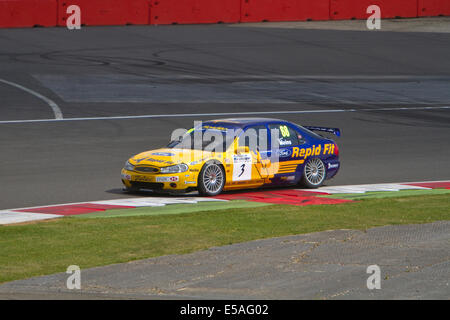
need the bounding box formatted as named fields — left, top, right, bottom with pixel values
left=268, top=123, right=306, bottom=179
left=232, top=125, right=270, bottom=186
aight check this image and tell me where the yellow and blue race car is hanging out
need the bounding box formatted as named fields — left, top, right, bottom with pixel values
left=121, top=118, right=340, bottom=196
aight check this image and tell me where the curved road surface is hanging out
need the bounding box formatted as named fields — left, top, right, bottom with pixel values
left=0, top=22, right=449, bottom=210
left=0, top=19, right=449, bottom=300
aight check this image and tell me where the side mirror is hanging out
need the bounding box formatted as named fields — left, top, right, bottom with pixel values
left=236, top=146, right=250, bottom=154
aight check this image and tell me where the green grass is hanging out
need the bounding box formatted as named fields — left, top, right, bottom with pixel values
left=0, top=194, right=449, bottom=283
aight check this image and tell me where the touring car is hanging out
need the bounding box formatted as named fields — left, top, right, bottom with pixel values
left=121, top=118, right=340, bottom=196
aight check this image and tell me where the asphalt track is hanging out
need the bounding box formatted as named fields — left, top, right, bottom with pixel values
left=1, top=20, right=450, bottom=210
left=0, top=18, right=450, bottom=300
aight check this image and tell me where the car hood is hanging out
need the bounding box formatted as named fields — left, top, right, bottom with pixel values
left=129, top=148, right=217, bottom=167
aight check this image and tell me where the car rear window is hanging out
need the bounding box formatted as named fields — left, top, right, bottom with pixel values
left=268, top=124, right=300, bottom=147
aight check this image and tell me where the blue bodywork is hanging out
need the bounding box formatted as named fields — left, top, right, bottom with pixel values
left=203, top=118, right=341, bottom=187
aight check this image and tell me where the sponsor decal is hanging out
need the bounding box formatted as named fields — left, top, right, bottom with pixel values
left=292, top=144, right=335, bottom=159
left=189, top=158, right=206, bottom=166
left=135, top=157, right=173, bottom=164
left=152, top=152, right=175, bottom=157
left=203, top=125, right=228, bottom=131
left=328, top=163, right=339, bottom=169
left=279, top=139, right=292, bottom=146
left=278, top=148, right=292, bottom=158
left=232, top=181, right=249, bottom=185
left=121, top=173, right=132, bottom=181
left=133, top=175, right=152, bottom=182
left=232, top=153, right=252, bottom=181
left=184, top=181, right=196, bottom=185
left=323, top=144, right=336, bottom=155
left=156, top=176, right=179, bottom=183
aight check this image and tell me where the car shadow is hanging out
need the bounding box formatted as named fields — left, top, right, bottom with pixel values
left=105, top=182, right=332, bottom=198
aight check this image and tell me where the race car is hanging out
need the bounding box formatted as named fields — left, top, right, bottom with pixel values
left=121, top=118, right=340, bottom=196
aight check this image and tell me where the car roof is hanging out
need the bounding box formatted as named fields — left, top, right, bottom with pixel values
left=204, top=118, right=288, bottom=128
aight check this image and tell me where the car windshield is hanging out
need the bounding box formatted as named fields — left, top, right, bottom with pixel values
left=168, top=127, right=238, bottom=152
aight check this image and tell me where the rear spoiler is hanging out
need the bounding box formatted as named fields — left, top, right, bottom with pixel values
left=304, top=126, right=341, bottom=137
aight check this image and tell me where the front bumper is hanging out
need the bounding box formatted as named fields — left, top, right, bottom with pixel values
left=121, top=169, right=198, bottom=191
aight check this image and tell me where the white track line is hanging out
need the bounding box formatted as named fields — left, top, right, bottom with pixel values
left=302, top=184, right=430, bottom=194
left=0, top=211, right=62, bottom=225
left=0, top=78, right=63, bottom=120
left=0, top=106, right=448, bottom=125
left=125, top=75, right=450, bottom=80
left=1, top=197, right=225, bottom=213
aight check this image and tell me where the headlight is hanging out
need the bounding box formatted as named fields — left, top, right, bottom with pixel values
left=160, top=163, right=189, bottom=173
left=124, top=161, right=135, bottom=171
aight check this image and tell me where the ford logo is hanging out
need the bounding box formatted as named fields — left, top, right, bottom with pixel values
left=278, top=149, right=292, bottom=158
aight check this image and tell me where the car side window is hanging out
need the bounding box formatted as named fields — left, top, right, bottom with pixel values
left=268, top=124, right=303, bottom=147
left=238, top=125, right=269, bottom=151
left=294, top=128, right=307, bottom=145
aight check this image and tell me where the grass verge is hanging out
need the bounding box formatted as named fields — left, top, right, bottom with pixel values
left=0, top=194, right=449, bottom=283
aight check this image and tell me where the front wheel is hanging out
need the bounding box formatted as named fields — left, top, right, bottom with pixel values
left=300, top=158, right=326, bottom=188
left=198, top=161, right=225, bottom=196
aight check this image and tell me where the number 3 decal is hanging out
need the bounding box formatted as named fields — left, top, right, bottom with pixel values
left=238, top=164, right=246, bottom=177
left=233, top=154, right=252, bottom=181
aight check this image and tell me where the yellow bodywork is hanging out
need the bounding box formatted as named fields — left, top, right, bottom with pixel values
left=121, top=138, right=297, bottom=192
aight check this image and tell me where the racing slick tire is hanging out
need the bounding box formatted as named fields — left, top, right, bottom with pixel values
left=300, top=158, right=326, bottom=188
left=198, top=161, right=226, bottom=196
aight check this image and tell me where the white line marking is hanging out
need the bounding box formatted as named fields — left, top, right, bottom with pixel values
left=2, top=197, right=225, bottom=212
left=129, top=74, right=450, bottom=81
left=0, top=106, right=448, bottom=125
left=0, top=78, right=63, bottom=120
left=302, top=184, right=430, bottom=194
left=299, top=91, right=361, bottom=106
left=93, top=197, right=225, bottom=207
left=0, top=211, right=62, bottom=225
left=298, top=181, right=450, bottom=195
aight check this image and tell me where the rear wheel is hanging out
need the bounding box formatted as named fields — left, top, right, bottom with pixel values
left=198, top=161, right=225, bottom=196
left=301, top=158, right=326, bottom=188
